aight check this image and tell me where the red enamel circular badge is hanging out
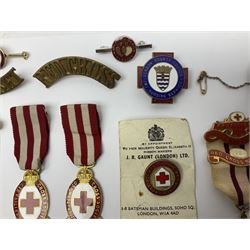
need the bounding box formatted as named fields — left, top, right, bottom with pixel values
left=144, top=160, right=181, bottom=196
left=111, top=36, right=136, bottom=62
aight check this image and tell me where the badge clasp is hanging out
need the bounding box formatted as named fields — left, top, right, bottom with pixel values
left=23, top=170, right=40, bottom=186
left=197, top=71, right=207, bottom=95
left=77, top=165, right=94, bottom=184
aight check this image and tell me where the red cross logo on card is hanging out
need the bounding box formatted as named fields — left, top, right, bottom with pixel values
left=144, top=160, right=181, bottom=196
left=155, top=168, right=171, bottom=187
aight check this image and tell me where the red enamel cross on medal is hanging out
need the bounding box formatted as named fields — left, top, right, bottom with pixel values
left=61, top=104, right=103, bottom=219
left=10, top=105, right=50, bottom=219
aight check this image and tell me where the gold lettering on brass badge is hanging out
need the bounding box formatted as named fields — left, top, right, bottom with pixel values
left=0, top=67, right=24, bottom=94
left=33, top=57, right=121, bottom=89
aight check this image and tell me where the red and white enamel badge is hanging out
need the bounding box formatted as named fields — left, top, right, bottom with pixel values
left=95, top=36, right=152, bottom=62
left=144, top=160, right=181, bottom=196
left=111, top=36, right=137, bottom=62
left=13, top=170, right=49, bottom=219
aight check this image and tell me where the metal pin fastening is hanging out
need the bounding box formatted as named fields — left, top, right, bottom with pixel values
left=6, top=51, right=29, bottom=60
left=136, top=40, right=152, bottom=49
left=0, top=48, right=29, bottom=69
left=197, top=71, right=208, bottom=95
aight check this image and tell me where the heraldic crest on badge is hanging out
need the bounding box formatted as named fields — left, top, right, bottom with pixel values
left=154, top=65, right=172, bottom=91
left=137, top=52, right=188, bottom=104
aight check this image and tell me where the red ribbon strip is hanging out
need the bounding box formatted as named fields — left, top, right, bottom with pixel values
left=10, top=105, right=49, bottom=170
left=223, top=143, right=245, bottom=206
left=60, top=104, right=101, bottom=166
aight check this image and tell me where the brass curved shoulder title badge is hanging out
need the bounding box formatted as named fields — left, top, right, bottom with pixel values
left=33, top=57, right=121, bottom=89
left=66, top=167, right=102, bottom=219
left=0, top=68, right=24, bottom=94
left=13, top=170, right=49, bottom=219
left=144, top=160, right=181, bottom=196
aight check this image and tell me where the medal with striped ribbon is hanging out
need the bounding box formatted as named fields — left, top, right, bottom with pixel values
left=10, top=105, right=50, bottom=219
left=60, top=104, right=103, bottom=219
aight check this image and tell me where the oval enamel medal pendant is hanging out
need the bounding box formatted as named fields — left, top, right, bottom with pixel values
left=13, top=170, right=49, bottom=219
left=66, top=167, right=102, bottom=219
left=144, top=160, right=181, bottom=196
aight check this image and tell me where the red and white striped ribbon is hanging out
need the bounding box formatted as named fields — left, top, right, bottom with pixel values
left=10, top=105, right=49, bottom=170
left=60, top=104, right=101, bottom=166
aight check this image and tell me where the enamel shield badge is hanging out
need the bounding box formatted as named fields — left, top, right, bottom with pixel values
left=137, top=52, right=188, bottom=104
left=141, top=56, right=184, bottom=99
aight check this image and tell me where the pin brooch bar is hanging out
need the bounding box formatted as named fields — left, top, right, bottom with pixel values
left=6, top=51, right=29, bottom=60
left=0, top=48, right=29, bottom=69
left=136, top=41, right=152, bottom=49
left=95, top=42, right=152, bottom=53
left=96, top=47, right=112, bottom=53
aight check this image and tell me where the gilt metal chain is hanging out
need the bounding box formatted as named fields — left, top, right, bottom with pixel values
left=197, top=71, right=250, bottom=95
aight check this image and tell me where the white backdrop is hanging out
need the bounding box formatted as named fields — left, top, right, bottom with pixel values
left=0, top=31, right=249, bottom=219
